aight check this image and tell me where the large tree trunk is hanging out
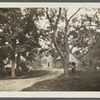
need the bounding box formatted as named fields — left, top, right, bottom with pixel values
left=62, top=58, right=68, bottom=75
left=63, top=43, right=69, bottom=77
left=0, top=60, right=3, bottom=77
left=64, top=8, right=70, bottom=77
left=0, top=67, right=3, bottom=77
left=11, top=50, right=15, bottom=78
left=16, top=53, right=20, bottom=75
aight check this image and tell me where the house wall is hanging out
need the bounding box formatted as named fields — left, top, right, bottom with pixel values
left=55, top=54, right=78, bottom=68
left=29, top=56, right=42, bottom=69
left=41, top=55, right=54, bottom=68
left=78, top=38, right=100, bottom=67
left=79, top=49, right=96, bottom=67
left=55, top=60, right=63, bottom=68
left=79, top=54, right=90, bottom=65
left=69, top=53, right=78, bottom=66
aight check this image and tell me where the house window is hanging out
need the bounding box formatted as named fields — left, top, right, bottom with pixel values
left=42, top=59, right=47, bottom=64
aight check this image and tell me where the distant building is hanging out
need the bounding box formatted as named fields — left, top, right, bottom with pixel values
left=55, top=53, right=78, bottom=68
left=5, top=56, right=26, bottom=68
left=41, top=54, right=54, bottom=68
left=55, top=56, right=63, bottom=68
left=78, top=38, right=100, bottom=68
left=31, top=55, right=42, bottom=69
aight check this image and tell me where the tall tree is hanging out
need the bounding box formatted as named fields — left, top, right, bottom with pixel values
left=0, top=8, right=46, bottom=77
left=45, top=8, right=100, bottom=76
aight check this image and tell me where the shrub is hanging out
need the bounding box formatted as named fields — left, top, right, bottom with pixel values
left=20, top=61, right=29, bottom=73
left=2, top=67, right=11, bottom=77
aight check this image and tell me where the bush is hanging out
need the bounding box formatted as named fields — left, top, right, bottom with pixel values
left=20, top=61, right=29, bottom=73
left=93, top=62, right=100, bottom=69
left=2, top=67, right=11, bottom=77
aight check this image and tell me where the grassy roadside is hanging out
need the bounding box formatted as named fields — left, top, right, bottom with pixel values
left=23, top=70, right=100, bottom=91
left=0, top=70, right=50, bottom=80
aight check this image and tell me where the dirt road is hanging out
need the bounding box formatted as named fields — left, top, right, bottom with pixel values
left=0, top=69, right=63, bottom=91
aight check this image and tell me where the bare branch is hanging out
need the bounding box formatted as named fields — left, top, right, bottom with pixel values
left=53, top=8, right=64, bottom=58
left=65, top=8, right=68, bottom=32
left=67, top=7, right=90, bottom=23
left=0, top=13, right=11, bottom=26
left=68, top=8, right=81, bottom=22
left=55, top=8, right=61, bottom=27
left=45, top=8, right=63, bottom=58
left=45, top=8, right=52, bottom=26
left=54, top=38, right=64, bottom=58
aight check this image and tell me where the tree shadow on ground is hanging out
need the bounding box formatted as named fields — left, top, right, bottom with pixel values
left=22, top=69, right=100, bottom=91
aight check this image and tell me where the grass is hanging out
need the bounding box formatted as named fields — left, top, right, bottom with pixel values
left=19, top=70, right=50, bottom=78
left=23, top=69, right=100, bottom=91
left=0, top=70, right=50, bottom=80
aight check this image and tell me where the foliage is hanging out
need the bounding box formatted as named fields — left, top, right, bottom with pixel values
left=20, top=61, right=29, bottom=72
left=0, top=8, right=47, bottom=77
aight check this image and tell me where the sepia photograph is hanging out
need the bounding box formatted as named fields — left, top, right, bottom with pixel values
left=0, top=3, right=100, bottom=95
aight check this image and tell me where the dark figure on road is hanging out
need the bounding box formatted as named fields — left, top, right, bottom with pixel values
left=72, top=62, right=76, bottom=73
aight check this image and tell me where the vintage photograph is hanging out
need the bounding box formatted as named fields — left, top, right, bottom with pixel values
left=0, top=3, right=100, bottom=92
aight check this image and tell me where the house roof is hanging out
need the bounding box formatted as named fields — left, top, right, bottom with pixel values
left=77, top=37, right=100, bottom=60
left=56, top=56, right=61, bottom=60
left=72, top=52, right=82, bottom=59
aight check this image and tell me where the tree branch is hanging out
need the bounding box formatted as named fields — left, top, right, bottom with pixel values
left=69, top=46, right=73, bottom=53
left=53, top=8, right=64, bottom=58
left=45, top=8, right=52, bottom=27
left=55, top=8, right=61, bottom=27
left=45, top=8, right=64, bottom=58
left=65, top=8, right=68, bottom=33
left=67, top=8, right=81, bottom=22
left=0, top=13, right=11, bottom=26
left=54, top=34, right=64, bottom=58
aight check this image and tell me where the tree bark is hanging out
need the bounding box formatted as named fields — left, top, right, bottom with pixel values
left=0, top=60, right=3, bottom=77
left=63, top=41, right=69, bottom=76
left=63, top=8, right=69, bottom=76
left=11, top=50, right=15, bottom=78
left=16, top=53, right=20, bottom=74
left=46, top=8, right=69, bottom=76
left=46, top=8, right=81, bottom=76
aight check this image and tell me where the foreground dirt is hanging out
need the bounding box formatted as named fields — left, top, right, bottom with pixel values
left=0, top=68, right=63, bottom=91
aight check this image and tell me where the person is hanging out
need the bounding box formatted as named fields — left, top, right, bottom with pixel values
left=82, top=61, right=85, bottom=68
left=72, top=62, right=76, bottom=73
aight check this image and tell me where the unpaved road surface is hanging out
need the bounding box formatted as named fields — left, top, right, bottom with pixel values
left=0, top=69, right=63, bottom=91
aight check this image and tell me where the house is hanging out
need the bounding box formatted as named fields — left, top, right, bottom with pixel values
left=5, top=56, right=26, bottom=68
left=30, top=55, right=42, bottom=69
left=55, top=56, right=63, bottom=68
left=78, top=38, right=100, bottom=68
left=28, top=54, right=54, bottom=69
left=41, top=54, right=54, bottom=68
left=55, top=53, right=78, bottom=68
